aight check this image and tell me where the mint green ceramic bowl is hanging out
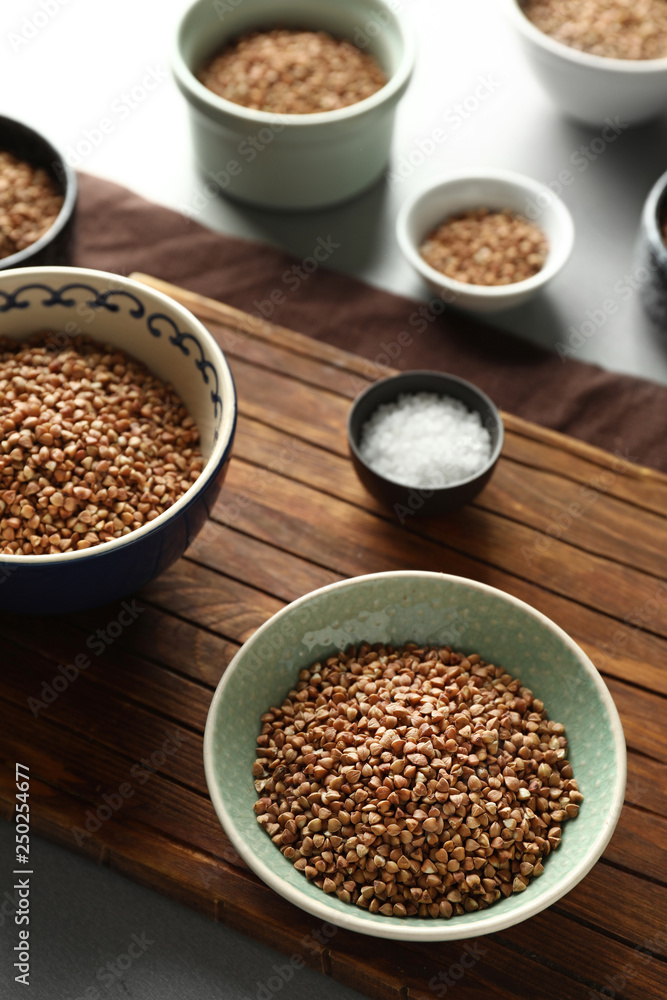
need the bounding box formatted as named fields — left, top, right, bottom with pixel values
left=204, top=571, right=626, bottom=941
left=172, top=0, right=415, bottom=209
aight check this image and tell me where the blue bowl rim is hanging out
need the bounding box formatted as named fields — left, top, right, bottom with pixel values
left=203, top=569, right=627, bottom=942
left=347, top=370, right=505, bottom=492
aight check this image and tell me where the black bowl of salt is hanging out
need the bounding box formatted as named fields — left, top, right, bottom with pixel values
left=347, top=370, right=504, bottom=521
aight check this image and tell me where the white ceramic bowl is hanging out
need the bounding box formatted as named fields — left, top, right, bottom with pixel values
left=172, top=0, right=416, bottom=210
left=204, top=570, right=626, bottom=941
left=502, top=0, right=667, bottom=126
left=396, top=169, right=575, bottom=314
left=0, top=266, right=236, bottom=614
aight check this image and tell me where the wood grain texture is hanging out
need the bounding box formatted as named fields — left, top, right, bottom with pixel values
left=1, top=274, right=665, bottom=1000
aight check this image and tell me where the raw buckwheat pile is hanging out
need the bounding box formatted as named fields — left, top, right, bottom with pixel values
left=0, top=151, right=64, bottom=260
left=198, top=29, right=387, bottom=114
left=420, top=209, right=549, bottom=286
left=254, top=643, right=582, bottom=919
left=0, top=333, right=203, bottom=555
left=521, top=0, right=667, bottom=60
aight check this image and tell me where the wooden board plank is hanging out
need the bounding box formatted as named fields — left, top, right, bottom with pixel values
left=230, top=412, right=667, bottom=587
left=495, top=910, right=667, bottom=1000
left=130, top=273, right=667, bottom=516
left=216, top=446, right=667, bottom=642
left=76, top=602, right=238, bottom=686
left=554, top=864, right=667, bottom=958
left=0, top=613, right=212, bottom=729
left=1, top=275, right=665, bottom=1000
left=0, top=770, right=649, bottom=1000
left=227, top=415, right=667, bottom=694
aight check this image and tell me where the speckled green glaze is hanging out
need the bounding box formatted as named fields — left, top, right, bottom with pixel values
left=204, top=571, right=626, bottom=941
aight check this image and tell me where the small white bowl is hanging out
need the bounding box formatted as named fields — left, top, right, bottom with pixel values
left=396, top=169, right=575, bottom=314
left=501, top=0, right=667, bottom=126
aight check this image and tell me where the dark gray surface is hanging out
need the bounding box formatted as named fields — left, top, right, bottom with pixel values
left=0, top=823, right=367, bottom=1000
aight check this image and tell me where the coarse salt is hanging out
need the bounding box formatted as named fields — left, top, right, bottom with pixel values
left=359, top=392, right=492, bottom=488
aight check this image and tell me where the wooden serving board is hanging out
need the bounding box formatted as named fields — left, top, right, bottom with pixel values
left=2, top=274, right=666, bottom=1000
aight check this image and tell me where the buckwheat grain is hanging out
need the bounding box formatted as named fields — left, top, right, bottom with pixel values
left=522, top=0, right=667, bottom=60
left=0, top=333, right=203, bottom=555
left=254, top=643, right=582, bottom=919
left=420, top=209, right=549, bottom=287
left=0, top=151, right=64, bottom=260
left=198, top=29, right=387, bottom=114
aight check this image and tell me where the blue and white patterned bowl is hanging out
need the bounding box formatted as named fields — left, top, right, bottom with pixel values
left=204, top=571, right=626, bottom=941
left=0, top=266, right=236, bottom=614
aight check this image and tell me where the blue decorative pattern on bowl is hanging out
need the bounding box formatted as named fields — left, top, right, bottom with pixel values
left=0, top=267, right=237, bottom=615
left=0, top=282, right=223, bottom=430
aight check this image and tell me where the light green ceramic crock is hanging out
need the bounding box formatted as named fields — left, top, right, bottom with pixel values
left=172, top=0, right=416, bottom=209
left=204, top=571, right=626, bottom=941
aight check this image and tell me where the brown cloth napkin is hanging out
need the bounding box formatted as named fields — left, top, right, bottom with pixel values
left=73, top=173, right=667, bottom=473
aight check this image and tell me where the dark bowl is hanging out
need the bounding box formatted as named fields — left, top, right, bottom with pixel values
left=0, top=115, right=77, bottom=271
left=638, top=169, right=667, bottom=329
left=347, top=371, right=503, bottom=520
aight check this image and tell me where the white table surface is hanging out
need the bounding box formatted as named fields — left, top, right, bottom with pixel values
left=1, top=1, right=666, bottom=997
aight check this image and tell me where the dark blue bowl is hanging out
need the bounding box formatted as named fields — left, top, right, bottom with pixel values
left=0, top=267, right=237, bottom=614
left=0, top=115, right=77, bottom=271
